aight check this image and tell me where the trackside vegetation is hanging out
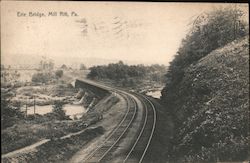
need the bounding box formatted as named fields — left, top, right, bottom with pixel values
left=87, top=61, right=167, bottom=87
left=160, top=7, right=249, bottom=162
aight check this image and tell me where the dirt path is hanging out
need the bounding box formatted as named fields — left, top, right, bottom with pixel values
left=2, top=139, right=50, bottom=158
left=2, top=94, right=123, bottom=161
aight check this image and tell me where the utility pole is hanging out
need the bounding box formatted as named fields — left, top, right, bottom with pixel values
left=233, top=4, right=238, bottom=40
left=26, top=97, right=28, bottom=118
left=33, top=96, right=36, bottom=115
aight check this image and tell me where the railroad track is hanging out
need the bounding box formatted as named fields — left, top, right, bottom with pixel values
left=76, top=79, right=157, bottom=163
left=122, top=93, right=157, bottom=163
left=82, top=93, right=137, bottom=163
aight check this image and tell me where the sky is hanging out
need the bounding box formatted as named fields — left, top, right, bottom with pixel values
left=1, top=2, right=248, bottom=67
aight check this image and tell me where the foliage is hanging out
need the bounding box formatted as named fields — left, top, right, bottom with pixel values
left=1, top=97, right=24, bottom=129
left=51, top=101, right=69, bottom=120
left=2, top=126, right=104, bottom=163
left=31, top=72, right=52, bottom=83
left=162, top=7, right=248, bottom=104
left=79, top=63, right=87, bottom=70
left=1, top=70, right=21, bottom=83
left=55, top=69, right=63, bottom=78
left=61, top=64, right=68, bottom=70
left=31, top=70, right=64, bottom=83
left=87, top=61, right=166, bottom=86
left=39, top=57, right=54, bottom=70
left=170, top=38, right=249, bottom=162
left=160, top=7, right=249, bottom=162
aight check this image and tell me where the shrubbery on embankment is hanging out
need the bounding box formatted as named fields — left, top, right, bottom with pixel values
left=160, top=7, right=249, bottom=162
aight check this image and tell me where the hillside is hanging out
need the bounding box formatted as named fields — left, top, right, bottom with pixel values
left=163, top=36, right=249, bottom=162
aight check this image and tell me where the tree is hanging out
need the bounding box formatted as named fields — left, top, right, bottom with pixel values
left=48, top=60, right=54, bottom=70
left=161, top=7, right=248, bottom=105
left=32, top=72, right=50, bottom=83
left=61, top=64, right=68, bottom=70
left=55, top=70, right=63, bottom=78
left=1, top=97, right=23, bottom=129
left=87, top=61, right=167, bottom=85
left=39, top=58, right=54, bottom=70
left=52, top=101, right=68, bottom=120
left=80, top=64, right=87, bottom=70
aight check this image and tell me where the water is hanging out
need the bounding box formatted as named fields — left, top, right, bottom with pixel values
left=146, top=89, right=162, bottom=99
left=22, top=104, right=87, bottom=118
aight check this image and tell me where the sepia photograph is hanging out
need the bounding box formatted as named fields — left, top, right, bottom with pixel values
left=1, top=1, right=249, bottom=163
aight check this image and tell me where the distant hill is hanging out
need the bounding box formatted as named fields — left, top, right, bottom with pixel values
left=1, top=54, right=43, bottom=69
left=1, top=54, right=165, bottom=69
left=54, top=56, right=165, bottom=69
left=161, top=36, right=249, bottom=162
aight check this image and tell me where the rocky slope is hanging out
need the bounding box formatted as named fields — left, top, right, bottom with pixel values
left=165, top=36, right=249, bottom=162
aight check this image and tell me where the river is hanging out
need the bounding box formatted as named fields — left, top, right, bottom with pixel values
left=146, top=87, right=163, bottom=99
left=21, top=104, right=87, bottom=119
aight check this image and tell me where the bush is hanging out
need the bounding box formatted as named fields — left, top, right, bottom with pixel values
left=52, top=101, right=70, bottom=120
left=87, top=61, right=166, bottom=85
left=80, top=64, right=87, bottom=70
left=55, top=70, right=63, bottom=78
left=32, top=72, right=51, bottom=83
left=161, top=7, right=248, bottom=106
left=160, top=7, right=249, bottom=162
left=1, top=97, right=24, bottom=129
left=61, top=64, right=68, bottom=70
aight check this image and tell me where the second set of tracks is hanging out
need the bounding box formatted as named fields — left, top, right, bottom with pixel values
left=82, top=93, right=137, bottom=162
left=122, top=93, right=156, bottom=163
left=77, top=79, right=157, bottom=163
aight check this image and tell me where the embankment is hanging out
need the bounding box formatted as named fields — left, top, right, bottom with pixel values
left=162, top=37, right=249, bottom=162
left=2, top=80, right=120, bottom=162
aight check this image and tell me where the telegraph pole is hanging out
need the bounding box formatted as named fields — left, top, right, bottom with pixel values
left=233, top=4, right=238, bottom=40
left=26, top=97, right=28, bottom=118
left=33, top=96, right=36, bottom=115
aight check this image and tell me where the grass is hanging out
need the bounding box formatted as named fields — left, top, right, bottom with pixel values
left=163, top=36, right=249, bottom=162
left=2, top=126, right=104, bottom=163
left=1, top=119, right=86, bottom=154
left=2, top=93, right=119, bottom=156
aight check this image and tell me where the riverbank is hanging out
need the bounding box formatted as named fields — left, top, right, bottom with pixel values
left=2, top=93, right=120, bottom=163
left=2, top=94, right=119, bottom=154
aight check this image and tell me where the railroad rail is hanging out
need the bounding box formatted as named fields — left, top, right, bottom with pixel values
left=82, top=93, right=137, bottom=162
left=76, top=79, right=157, bottom=163
left=122, top=93, right=157, bottom=163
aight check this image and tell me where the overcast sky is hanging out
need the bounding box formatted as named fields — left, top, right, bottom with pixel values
left=1, top=2, right=248, bottom=66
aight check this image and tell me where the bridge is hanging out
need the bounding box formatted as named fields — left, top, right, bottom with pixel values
left=73, top=79, right=157, bottom=163
left=74, top=79, right=110, bottom=99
